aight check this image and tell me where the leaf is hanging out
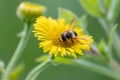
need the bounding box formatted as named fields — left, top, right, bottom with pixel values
left=104, top=0, right=111, bottom=11
left=107, top=0, right=120, bottom=22
left=79, top=15, right=88, bottom=33
left=58, top=8, right=82, bottom=28
left=97, top=0, right=111, bottom=12
left=79, top=0, right=104, bottom=17
left=53, top=57, right=120, bottom=80
left=97, top=0, right=106, bottom=14
left=10, top=63, right=25, bottom=80
left=108, top=24, right=118, bottom=48
left=58, top=8, right=76, bottom=23
left=97, top=39, right=111, bottom=61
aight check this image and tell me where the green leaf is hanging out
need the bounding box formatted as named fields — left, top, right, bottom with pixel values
left=108, top=24, right=117, bottom=48
left=53, top=57, right=120, bottom=80
left=58, top=8, right=92, bottom=35
left=79, top=15, right=88, bottom=33
left=10, top=63, right=25, bottom=80
left=58, top=8, right=77, bottom=24
left=58, top=8, right=83, bottom=28
left=97, top=0, right=111, bottom=12
left=107, top=0, right=120, bottom=22
left=104, top=0, right=111, bottom=11
left=97, top=0, right=106, bottom=14
left=97, top=39, right=111, bottom=61
left=79, top=0, right=104, bottom=17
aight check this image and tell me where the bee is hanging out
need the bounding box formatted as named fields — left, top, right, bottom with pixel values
left=60, top=17, right=78, bottom=42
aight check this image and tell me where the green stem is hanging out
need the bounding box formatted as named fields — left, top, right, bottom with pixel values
left=53, top=57, right=120, bottom=80
left=25, top=56, right=52, bottom=80
left=2, top=22, right=32, bottom=80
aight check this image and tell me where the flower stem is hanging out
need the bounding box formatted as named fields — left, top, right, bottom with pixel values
left=2, top=22, right=32, bottom=80
left=53, top=57, right=120, bottom=80
left=25, top=56, right=52, bottom=80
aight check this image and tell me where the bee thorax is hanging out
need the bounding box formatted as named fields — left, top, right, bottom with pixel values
left=60, top=31, right=78, bottom=41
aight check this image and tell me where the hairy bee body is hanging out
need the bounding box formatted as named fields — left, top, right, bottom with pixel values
left=60, top=17, right=78, bottom=42
left=61, top=30, right=78, bottom=41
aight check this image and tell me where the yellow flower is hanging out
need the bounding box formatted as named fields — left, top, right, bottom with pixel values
left=33, top=16, right=93, bottom=58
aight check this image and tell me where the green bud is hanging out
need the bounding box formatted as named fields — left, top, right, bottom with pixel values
left=16, top=2, right=46, bottom=22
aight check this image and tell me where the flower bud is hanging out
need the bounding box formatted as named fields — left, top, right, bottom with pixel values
left=16, top=2, right=46, bottom=22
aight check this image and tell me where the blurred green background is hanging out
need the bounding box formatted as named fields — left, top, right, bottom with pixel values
left=0, top=0, right=113, bottom=80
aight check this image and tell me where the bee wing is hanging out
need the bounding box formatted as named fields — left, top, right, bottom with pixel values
left=67, top=17, right=76, bottom=31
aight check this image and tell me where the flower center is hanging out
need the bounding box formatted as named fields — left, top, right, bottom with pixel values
left=52, top=37, right=79, bottom=47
